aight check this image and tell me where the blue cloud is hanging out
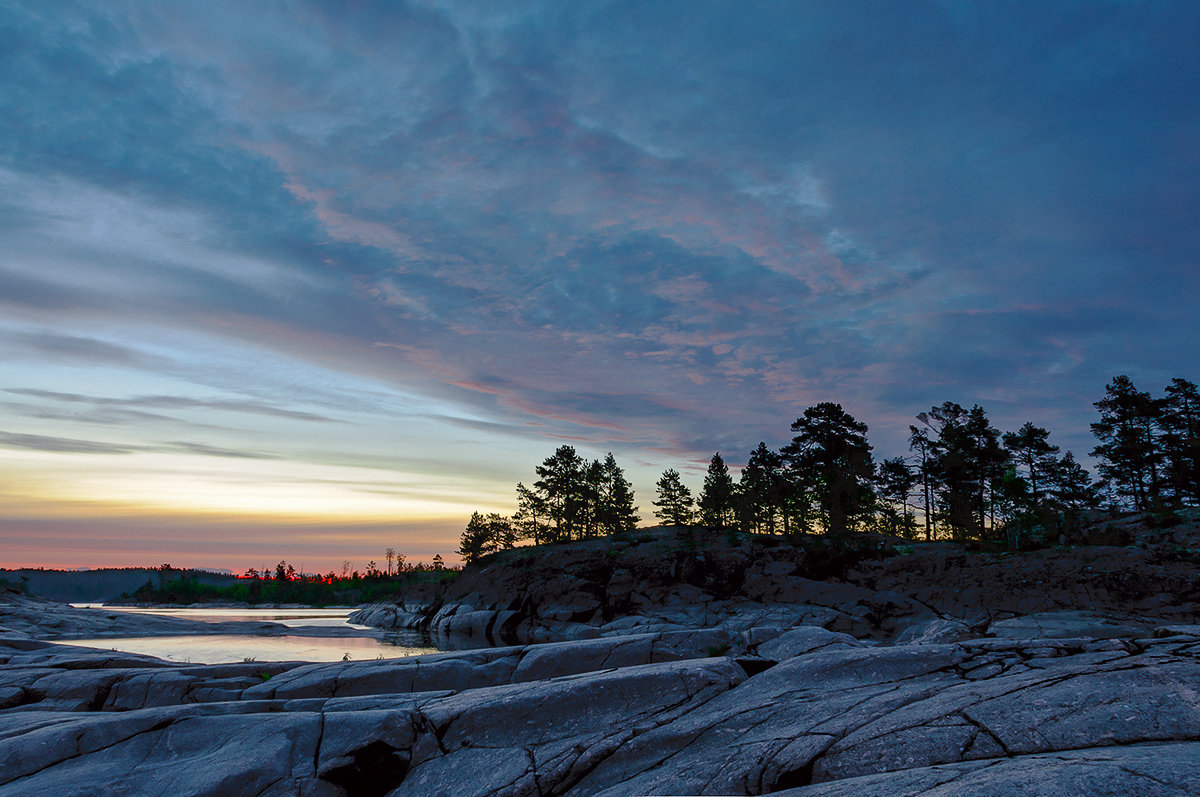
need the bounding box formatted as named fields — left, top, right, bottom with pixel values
left=2, top=0, right=1197, bottom=484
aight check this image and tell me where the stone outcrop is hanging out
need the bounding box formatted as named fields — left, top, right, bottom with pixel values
left=0, top=630, right=744, bottom=795
left=2, top=623, right=1199, bottom=795
left=352, top=524, right=1200, bottom=648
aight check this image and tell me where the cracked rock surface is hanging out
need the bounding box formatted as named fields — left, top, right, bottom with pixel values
left=1, top=623, right=1199, bottom=795
left=0, top=630, right=743, bottom=796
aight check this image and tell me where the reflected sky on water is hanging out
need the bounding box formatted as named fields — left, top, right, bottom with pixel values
left=61, top=605, right=438, bottom=664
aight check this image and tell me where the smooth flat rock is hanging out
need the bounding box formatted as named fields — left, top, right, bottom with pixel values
left=244, top=629, right=735, bottom=701
left=0, top=708, right=329, bottom=797
left=753, top=626, right=862, bottom=660
left=987, top=610, right=1154, bottom=640
left=892, top=617, right=976, bottom=645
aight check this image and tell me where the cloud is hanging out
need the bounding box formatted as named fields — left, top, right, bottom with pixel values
left=0, top=268, right=99, bottom=313
left=5, top=389, right=340, bottom=424
left=0, top=401, right=184, bottom=428
left=0, top=429, right=281, bottom=460
left=0, top=431, right=137, bottom=455
left=0, top=330, right=162, bottom=368
left=1, top=0, right=1198, bottom=555
left=166, top=441, right=279, bottom=460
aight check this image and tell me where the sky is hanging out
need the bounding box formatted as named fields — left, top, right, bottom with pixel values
left=1, top=1, right=1198, bottom=571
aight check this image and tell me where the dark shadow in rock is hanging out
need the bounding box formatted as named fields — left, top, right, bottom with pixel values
left=736, top=656, right=777, bottom=677
left=319, top=741, right=410, bottom=797
left=770, top=758, right=816, bottom=791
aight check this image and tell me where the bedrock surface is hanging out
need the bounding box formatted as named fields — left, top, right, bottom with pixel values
left=1, top=622, right=1199, bottom=796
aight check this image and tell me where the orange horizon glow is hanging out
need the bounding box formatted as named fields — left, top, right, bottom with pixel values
left=0, top=425, right=666, bottom=574
left=0, top=500, right=473, bottom=573
left=0, top=442, right=518, bottom=572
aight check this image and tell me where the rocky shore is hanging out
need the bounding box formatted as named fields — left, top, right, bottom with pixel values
left=0, top=592, right=399, bottom=641
left=2, top=618, right=1199, bottom=795
left=1, top=518, right=1198, bottom=795
left=352, top=522, right=1200, bottom=648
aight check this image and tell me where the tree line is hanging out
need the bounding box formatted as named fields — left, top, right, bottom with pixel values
left=241, top=553, right=449, bottom=583
left=459, top=375, right=1198, bottom=562
left=458, top=450, right=639, bottom=563
left=130, top=556, right=460, bottom=605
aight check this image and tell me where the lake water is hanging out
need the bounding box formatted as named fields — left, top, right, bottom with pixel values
left=62, top=605, right=438, bottom=664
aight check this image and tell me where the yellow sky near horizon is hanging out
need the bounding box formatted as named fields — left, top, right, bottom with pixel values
left=0, top=445, right=517, bottom=571
left=0, top=499, right=471, bottom=573
left=2, top=447, right=514, bottom=520
left=0, top=431, right=677, bottom=572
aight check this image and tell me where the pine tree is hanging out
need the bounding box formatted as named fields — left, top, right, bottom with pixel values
left=926, top=403, right=973, bottom=537
left=737, top=442, right=784, bottom=534
left=966, top=405, right=1008, bottom=537
left=533, top=445, right=586, bottom=540
left=1162, top=378, right=1200, bottom=507
left=698, top=452, right=736, bottom=528
left=599, top=452, right=639, bottom=534
left=909, top=421, right=935, bottom=540
left=653, top=469, right=695, bottom=525
left=456, top=512, right=514, bottom=565
left=1002, top=422, right=1059, bottom=508
left=1091, top=376, right=1163, bottom=511
left=486, top=513, right=517, bottom=550
left=457, top=512, right=491, bottom=565
left=514, top=482, right=550, bottom=545
left=876, top=457, right=916, bottom=537
left=781, top=403, right=875, bottom=536
left=581, top=458, right=606, bottom=538
left=1049, top=451, right=1099, bottom=513
left=922, top=402, right=1007, bottom=540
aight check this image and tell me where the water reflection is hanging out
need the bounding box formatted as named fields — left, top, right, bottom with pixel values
left=60, top=632, right=435, bottom=664
left=71, top=604, right=367, bottom=627
left=61, top=605, right=439, bottom=664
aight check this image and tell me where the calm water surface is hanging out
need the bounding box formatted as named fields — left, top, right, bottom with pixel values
left=63, top=605, right=438, bottom=664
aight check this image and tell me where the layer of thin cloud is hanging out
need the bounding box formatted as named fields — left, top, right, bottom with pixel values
left=1, top=2, right=1197, bottom=564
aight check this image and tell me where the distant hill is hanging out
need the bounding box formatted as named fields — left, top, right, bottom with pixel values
left=0, top=568, right=240, bottom=603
